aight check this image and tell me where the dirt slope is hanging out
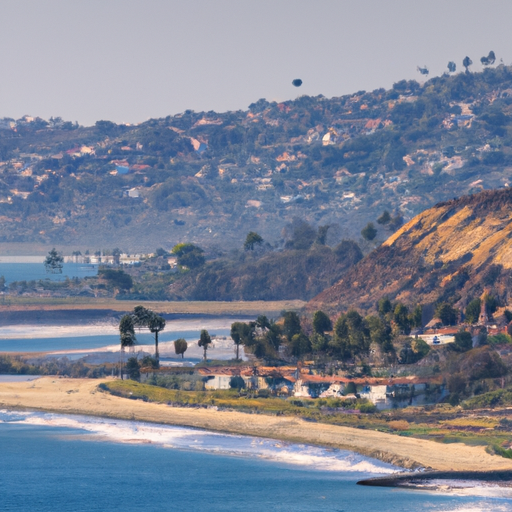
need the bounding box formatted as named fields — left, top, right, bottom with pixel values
left=309, top=188, right=512, bottom=315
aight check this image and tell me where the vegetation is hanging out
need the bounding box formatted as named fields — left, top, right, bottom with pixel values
left=2, top=66, right=512, bottom=255
left=44, top=248, right=63, bottom=274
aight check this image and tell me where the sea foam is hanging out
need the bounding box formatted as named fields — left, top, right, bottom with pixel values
left=0, top=409, right=397, bottom=474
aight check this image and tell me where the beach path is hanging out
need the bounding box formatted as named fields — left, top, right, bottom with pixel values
left=1, top=377, right=512, bottom=472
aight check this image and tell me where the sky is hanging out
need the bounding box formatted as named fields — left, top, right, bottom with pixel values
left=1, top=0, right=511, bottom=126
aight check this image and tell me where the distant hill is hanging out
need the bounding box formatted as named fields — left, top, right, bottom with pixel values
left=2, top=66, right=512, bottom=251
left=308, top=188, right=512, bottom=315
left=166, top=240, right=363, bottom=301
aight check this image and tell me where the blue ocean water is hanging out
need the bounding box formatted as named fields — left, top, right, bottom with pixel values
left=0, top=262, right=97, bottom=284
left=0, top=411, right=511, bottom=512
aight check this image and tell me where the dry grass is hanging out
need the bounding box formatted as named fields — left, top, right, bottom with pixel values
left=388, top=420, right=410, bottom=431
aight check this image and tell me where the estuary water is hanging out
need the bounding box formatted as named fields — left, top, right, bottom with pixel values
left=0, top=260, right=98, bottom=284
left=0, top=410, right=511, bottom=512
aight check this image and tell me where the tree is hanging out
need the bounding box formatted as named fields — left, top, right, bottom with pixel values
left=410, top=305, right=423, bottom=329
left=44, top=248, right=64, bottom=274
left=330, top=310, right=370, bottom=361
left=119, top=314, right=136, bottom=349
left=312, top=310, right=332, bottom=334
left=148, top=312, right=166, bottom=362
left=435, top=302, right=458, bottom=326
left=378, top=297, right=392, bottom=317
left=172, top=243, right=205, bottom=269
left=361, top=222, right=377, bottom=241
left=126, top=357, right=141, bottom=381
left=230, top=376, right=245, bottom=390
left=119, top=314, right=136, bottom=380
left=465, top=298, right=481, bottom=324
left=447, top=61, right=456, bottom=73
left=481, top=51, right=496, bottom=66
left=283, top=311, right=301, bottom=341
left=198, top=329, right=212, bottom=360
left=366, top=315, right=393, bottom=353
left=231, top=321, right=255, bottom=359
left=290, top=332, right=311, bottom=358
left=244, top=231, right=263, bottom=251
left=174, top=338, right=188, bottom=359
left=231, top=322, right=244, bottom=360
left=99, top=268, right=133, bottom=292
left=393, top=303, right=410, bottom=334
left=377, top=211, right=391, bottom=225
left=463, top=56, right=473, bottom=73
left=453, top=330, right=473, bottom=352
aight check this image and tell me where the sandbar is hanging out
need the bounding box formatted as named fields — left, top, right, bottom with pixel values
left=1, top=376, right=512, bottom=472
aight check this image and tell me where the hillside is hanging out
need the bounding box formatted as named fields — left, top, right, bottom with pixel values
left=308, top=187, right=512, bottom=314
left=2, top=66, right=512, bottom=251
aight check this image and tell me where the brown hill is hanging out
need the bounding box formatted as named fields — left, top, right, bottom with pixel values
left=308, top=188, right=512, bottom=315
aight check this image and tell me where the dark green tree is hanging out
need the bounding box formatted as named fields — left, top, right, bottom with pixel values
left=44, top=248, right=64, bottom=274
left=148, top=312, right=166, bottom=362
left=244, top=231, right=264, bottom=251
left=361, top=222, right=377, bottom=241
left=230, top=322, right=245, bottom=360
left=174, top=338, right=188, bottom=359
left=330, top=310, right=370, bottom=360
left=290, top=332, right=311, bottom=358
left=99, top=269, right=133, bottom=292
left=465, top=298, right=481, bottom=324
left=119, top=314, right=136, bottom=380
left=283, top=311, right=301, bottom=341
left=378, top=297, right=392, bottom=317
left=393, top=303, right=410, bottom=334
left=453, top=330, right=473, bottom=352
left=377, top=211, right=391, bottom=225
left=447, top=61, right=456, bottom=73
left=435, top=302, right=458, bottom=326
left=198, top=329, right=212, bottom=360
left=119, top=314, right=136, bottom=349
left=126, top=357, right=141, bottom=381
left=410, top=305, right=423, bottom=328
left=312, top=310, right=332, bottom=334
left=365, top=315, right=393, bottom=353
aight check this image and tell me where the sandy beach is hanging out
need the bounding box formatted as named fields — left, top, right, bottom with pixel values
left=1, top=377, right=512, bottom=472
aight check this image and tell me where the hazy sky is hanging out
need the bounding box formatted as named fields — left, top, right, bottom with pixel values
left=1, top=0, right=510, bottom=126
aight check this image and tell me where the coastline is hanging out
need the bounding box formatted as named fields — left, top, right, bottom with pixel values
left=1, top=377, right=512, bottom=473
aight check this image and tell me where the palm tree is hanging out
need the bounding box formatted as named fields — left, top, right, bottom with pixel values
left=198, top=329, right=212, bottom=361
left=119, top=314, right=136, bottom=379
left=148, top=313, right=166, bottom=363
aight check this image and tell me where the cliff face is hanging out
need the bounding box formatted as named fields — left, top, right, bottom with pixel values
left=308, top=188, right=512, bottom=314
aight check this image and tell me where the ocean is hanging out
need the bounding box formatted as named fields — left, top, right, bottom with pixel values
left=0, top=410, right=511, bottom=512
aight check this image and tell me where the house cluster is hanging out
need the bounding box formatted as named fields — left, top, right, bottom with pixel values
left=194, top=366, right=442, bottom=408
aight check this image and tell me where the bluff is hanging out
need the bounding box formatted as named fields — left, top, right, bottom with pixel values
left=308, top=188, right=512, bottom=315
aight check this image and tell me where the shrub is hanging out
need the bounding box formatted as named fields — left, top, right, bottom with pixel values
left=388, top=420, right=410, bottom=431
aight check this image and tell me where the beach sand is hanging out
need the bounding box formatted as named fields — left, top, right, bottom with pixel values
left=1, top=376, right=512, bottom=472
